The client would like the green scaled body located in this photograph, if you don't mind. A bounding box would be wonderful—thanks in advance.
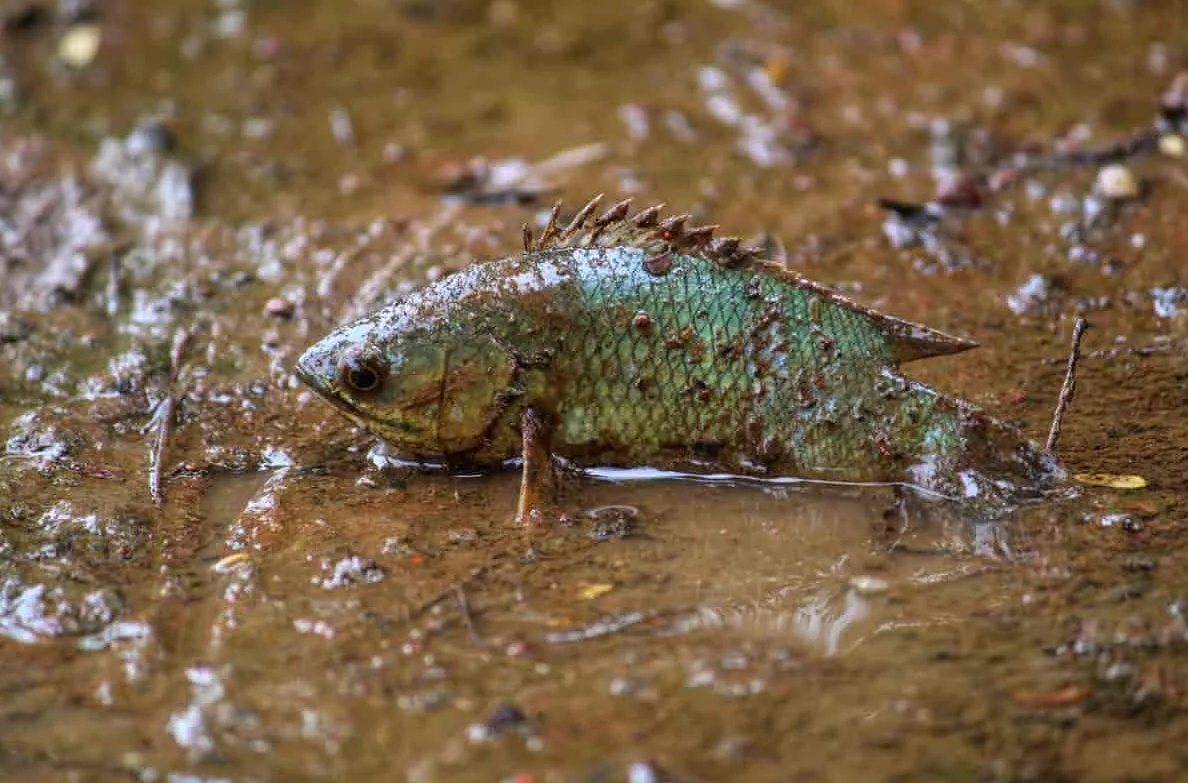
[297,198,1063,502]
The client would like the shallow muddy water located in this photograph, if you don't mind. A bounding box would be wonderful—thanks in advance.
[2,0,1188,781]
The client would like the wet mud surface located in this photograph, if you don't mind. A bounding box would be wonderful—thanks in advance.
[2,1,1187,780]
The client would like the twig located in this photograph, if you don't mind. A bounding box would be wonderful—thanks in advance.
[1046,318,1088,454]
[1040,338,1182,364]
[167,326,191,385]
[409,567,487,620]
[522,142,609,183]
[146,396,174,507]
[1003,129,1159,176]
[545,610,652,644]
[105,248,122,317]
[454,583,481,643]
[146,325,194,506]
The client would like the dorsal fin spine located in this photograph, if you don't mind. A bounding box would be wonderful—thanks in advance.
[524,198,977,364]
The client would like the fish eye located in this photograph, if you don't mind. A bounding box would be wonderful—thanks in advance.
[337,347,387,394]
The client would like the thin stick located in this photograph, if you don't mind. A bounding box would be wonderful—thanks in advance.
[105,249,122,317]
[454,583,481,643]
[409,567,486,620]
[545,610,652,644]
[147,396,174,507]
[147,326,193,506]
[167,327,192,385]
[1046,318,1088,454]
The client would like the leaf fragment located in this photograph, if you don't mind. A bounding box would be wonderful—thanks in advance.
[1073,473,1148,489]
[578,583,615,600]
[1011,686,1091,708]
[212,552,251,573]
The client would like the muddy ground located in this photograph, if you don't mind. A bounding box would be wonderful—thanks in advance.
[1,0,1187,781]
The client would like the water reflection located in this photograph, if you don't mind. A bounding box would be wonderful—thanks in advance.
[568,470,1019,655]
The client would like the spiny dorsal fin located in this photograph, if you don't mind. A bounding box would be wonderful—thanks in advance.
[526,199,977,364]
[561,194,603,240]
[528,198,742,263]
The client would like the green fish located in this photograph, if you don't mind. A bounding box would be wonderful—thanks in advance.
[297,196,1063,522]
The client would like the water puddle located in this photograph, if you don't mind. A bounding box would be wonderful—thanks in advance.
[191,466,1024,659]
[76,466,1037,777]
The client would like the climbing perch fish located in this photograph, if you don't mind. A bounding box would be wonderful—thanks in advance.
[296,195,1064,522]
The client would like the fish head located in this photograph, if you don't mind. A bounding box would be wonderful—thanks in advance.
[297,315,517,459]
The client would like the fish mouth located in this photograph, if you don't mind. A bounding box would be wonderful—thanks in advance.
[295,342,355,410]
[295,346,366,421]
[296,357,362,421]
[294,358,317,393]
[295,343,329,391]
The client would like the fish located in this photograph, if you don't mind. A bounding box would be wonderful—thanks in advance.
[296,195,1064,522]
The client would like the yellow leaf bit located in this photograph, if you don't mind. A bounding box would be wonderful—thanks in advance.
[1073,473,1148,490]
[578,583,615,600]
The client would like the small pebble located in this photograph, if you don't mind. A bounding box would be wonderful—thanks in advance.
[713,735,753,760]
[1158,134,1185,158]
[609,676,645,696]
[265,297,294,318]
[618,103,650,142]
[1151,286,1188,318]
[934,174,983,208]
[1094,164,1139,200]
[1098,513,1137,529]
[329,107,356,146]
[888,158,910,178]
[504,638,533,657]
[213,9,246,39]
[1159,71,1188,122]
[382,142,407,163]
[446,527,479,545]
[0,65,21,112]
[466,703,529,743]
[849,575,889,595]
[242,117,274,140]
[627,762,661,783]
[126,120,176,156]
[1006,273,1055,315]
[58,23,102,68]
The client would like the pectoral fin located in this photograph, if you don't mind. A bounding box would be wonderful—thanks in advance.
[515,407,554,525]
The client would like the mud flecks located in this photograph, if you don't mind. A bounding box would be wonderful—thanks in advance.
[643,251,673,276]
[319,555,385,589]
[1094,164,1140,201]
[586,504,638,541]
[466,703,533,743]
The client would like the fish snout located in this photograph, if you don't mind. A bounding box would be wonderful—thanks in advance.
[295,343,336,395]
